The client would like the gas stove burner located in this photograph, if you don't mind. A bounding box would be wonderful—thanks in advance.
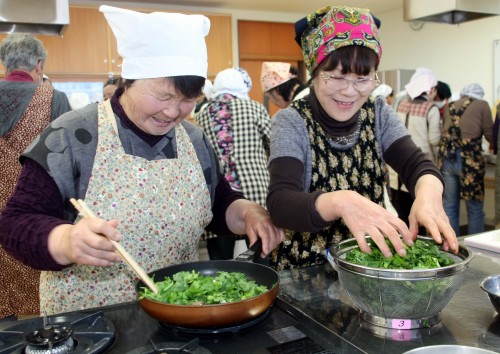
[161,307,270,337]
[0,311,115,354]
[26,324,73,346]
[127,338,212,354]
[25,324,74,354]
[25,338,74,354]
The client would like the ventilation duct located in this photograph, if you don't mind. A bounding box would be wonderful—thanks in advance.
[0,0,69,36]
[404,0,500,25]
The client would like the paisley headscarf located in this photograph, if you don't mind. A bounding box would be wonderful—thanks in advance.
[299,6,382,75]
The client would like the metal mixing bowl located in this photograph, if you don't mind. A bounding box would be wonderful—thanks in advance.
[329,236,473,329]
[480,275,500,313]
[403,345,498,354]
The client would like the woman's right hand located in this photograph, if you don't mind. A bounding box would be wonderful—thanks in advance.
[48,218,123,267]
[315,190,413,258]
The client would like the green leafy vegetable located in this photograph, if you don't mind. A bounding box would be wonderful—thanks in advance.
[339,239,460,319]
[345,239,455,269]
[139,270,268,305]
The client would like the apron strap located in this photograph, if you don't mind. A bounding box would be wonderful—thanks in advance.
[102,100,119,135]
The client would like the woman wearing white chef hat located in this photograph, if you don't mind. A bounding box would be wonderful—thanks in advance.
[0,5,284,315]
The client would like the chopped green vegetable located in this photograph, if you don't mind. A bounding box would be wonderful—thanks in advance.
[139,270,268,305]
[345,239,455,269]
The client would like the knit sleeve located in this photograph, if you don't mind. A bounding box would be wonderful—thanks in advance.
[0,158,71,270]
[373,96,409,154]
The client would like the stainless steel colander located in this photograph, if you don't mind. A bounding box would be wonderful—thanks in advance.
[328,236,473,329]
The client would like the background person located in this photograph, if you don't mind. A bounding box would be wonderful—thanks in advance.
[195,67,271,260]
[435,81,452,120]
[0,32,72,319]
[371,83,393,105]
[438,83,494,236]
[261,62,309,110]
[42,74,52,88]
[392,67,435,112]
[267,5,457,270]
[0,5,283,316]
[103,77,120,100]
[389,70,441,229]
[193,78,213,115]
[495,102,500,228]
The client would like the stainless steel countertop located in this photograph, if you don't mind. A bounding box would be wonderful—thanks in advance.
[278,239,500,354]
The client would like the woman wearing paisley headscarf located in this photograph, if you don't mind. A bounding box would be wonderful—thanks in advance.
[267,5,458,270]
[195,67,271,259]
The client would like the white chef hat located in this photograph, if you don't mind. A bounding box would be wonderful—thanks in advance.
[460,83,485,100]
[99,5,210,79]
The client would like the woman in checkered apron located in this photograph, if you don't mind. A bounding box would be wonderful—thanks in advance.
[195,67,272,259]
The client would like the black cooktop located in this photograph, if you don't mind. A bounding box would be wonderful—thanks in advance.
[0,298,364,354]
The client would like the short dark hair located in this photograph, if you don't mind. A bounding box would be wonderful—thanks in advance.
[436,81,452,101]
[272,77,300,101]
[314,46,379,78]
[269,65,301,101]
[121,76,205,99]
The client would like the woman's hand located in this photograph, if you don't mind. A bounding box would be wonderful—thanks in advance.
[410,175,459,253]
[48,218,123,267]
[226,199,284,256]
[316,190,413,258]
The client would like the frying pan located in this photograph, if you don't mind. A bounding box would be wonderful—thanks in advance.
[135,241,279,328]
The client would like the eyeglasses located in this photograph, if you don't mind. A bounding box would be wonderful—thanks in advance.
[320,72,380,93]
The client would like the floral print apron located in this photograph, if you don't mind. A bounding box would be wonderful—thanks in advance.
[437,99,484,201]
[270,98,385,270]
[40,100,212,315]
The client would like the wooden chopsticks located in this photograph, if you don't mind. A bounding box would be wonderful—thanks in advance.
[69,198,158,294]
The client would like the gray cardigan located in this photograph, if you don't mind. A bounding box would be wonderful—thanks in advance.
[270,96,409,190]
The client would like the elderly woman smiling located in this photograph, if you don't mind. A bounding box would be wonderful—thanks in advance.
[266,6,458,270]
[0,5,283,315]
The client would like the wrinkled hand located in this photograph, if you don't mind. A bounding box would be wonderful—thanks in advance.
[317,190,412,258]
[243,206,284,257]
[409,176,458,253]
[48,218,122,267]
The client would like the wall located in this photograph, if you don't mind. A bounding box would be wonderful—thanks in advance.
[72,1,500,108]
[71,0,310,76]
[378,7,500,107]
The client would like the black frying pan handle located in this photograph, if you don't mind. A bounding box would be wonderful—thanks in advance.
[234,239,262,262]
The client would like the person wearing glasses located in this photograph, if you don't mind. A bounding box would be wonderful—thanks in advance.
[0,5,284,315]
[266,5,458,270]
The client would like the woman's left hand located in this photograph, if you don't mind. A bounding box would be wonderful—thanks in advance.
[409,175,459,253]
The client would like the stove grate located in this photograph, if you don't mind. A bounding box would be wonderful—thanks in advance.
[0,311,115,354]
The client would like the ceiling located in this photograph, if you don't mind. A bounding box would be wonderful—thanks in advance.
[92,0,404,16]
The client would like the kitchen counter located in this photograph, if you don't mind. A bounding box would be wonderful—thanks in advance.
[278,239,500,353]
[2,239,499,353]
